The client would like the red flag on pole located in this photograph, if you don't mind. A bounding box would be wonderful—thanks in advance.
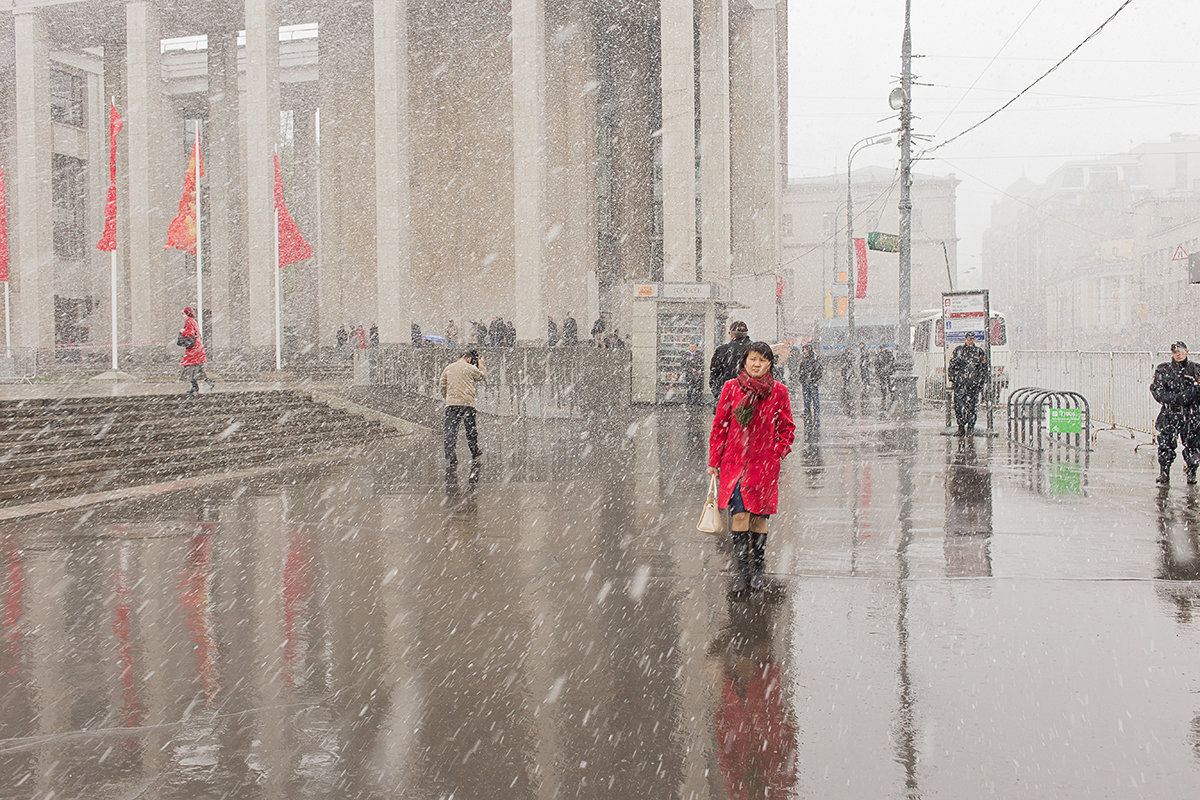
[854,237,868,299]
[96,101,123,253]
[166,141,203,253]
[274,155,312,266]
[0,168,8,282]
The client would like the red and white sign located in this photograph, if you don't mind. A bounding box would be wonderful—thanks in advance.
[1173,245,1189,261]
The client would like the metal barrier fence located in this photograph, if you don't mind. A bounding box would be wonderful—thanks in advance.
[1007,386,1091,452]
[0,347,36,383]
[1004,350,1165,435]
[362,345,633,417]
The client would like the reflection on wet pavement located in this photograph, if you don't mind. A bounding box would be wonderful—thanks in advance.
[3,406,1200,797]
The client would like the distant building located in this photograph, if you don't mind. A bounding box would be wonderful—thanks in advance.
[983,133,1200,349]
[781,166,959,344]
[1,0,786,390]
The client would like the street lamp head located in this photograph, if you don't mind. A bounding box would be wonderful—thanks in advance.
[868,135,893,147]
[888,87,908,111]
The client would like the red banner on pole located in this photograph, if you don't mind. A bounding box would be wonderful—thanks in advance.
[166,141,203,254]
[96,102,123,253]
[854,237,868,299]
[274,154,312,267]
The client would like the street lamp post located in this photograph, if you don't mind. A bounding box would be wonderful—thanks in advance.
[846,134,892,354]
[894,0,918,416]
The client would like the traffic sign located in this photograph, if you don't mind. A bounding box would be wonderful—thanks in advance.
[1173,245,1189,261]
[867,232,900,252]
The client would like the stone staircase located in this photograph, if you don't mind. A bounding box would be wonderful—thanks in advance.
[0,390,398,508]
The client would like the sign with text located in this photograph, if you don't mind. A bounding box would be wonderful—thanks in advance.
[1048,407,1083,435]
[942,290,989,344]
[867,231,900,252]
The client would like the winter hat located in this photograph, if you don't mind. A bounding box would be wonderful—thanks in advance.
[1172,341,1188,352]
[183,306,195,318]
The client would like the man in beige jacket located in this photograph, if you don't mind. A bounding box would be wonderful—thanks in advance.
[439,349,487,464]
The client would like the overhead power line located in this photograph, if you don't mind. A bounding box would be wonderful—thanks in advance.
[926,0,1134,155]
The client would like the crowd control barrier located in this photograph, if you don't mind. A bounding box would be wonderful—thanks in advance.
[1007,387,1091,453]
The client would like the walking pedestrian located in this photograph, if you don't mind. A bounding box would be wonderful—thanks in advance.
[411,322,423,347]
[1151,341,1200,485]
[355,325,368,349]
[562,312,579,346]
[547,316,559,347]
[177,306,213,395]
[369,322,379,348]
[948,332,989,435]
[858,343,871,405]
[506,319,516,347]
[336,324,348,350]
[709,320,752,402]
[446,319,460,347]
[682,342,705,405]
[839,348,854,413]
[439,349,487,466]
[874,344,895,410]
[794,343,822,438]
[708,342,796,594]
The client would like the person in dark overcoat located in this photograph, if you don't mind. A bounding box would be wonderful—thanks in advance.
[1152,341,1200,485]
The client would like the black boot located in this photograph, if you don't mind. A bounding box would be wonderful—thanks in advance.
[1158,465,1171,485]
[749,532,768,591]
[730,531,751,594]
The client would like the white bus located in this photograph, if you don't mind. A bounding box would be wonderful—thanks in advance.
[911,308,1010,403]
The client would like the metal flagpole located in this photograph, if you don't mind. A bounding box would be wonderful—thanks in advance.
[194,123,204,338]
[4,281,9,349]
[110,97,119,370]
[274,204,281,371]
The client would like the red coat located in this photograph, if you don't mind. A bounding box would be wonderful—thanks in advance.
[709,380,795,515]
[179,317,207,366]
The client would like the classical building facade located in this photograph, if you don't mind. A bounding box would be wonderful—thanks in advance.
[983,134,1200,350]
[781,166,959,343]
[0,0,786,373]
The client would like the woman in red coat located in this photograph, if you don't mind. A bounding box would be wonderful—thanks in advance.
[178,306,214,395]
[708,342,796,593]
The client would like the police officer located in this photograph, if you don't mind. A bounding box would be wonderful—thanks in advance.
[709,320,752,402]
[948,332,989,436]
[1151,341,1200,485]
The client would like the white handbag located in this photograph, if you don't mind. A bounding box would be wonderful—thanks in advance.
[697,473,725,535]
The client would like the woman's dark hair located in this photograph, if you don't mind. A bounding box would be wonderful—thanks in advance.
[740,341,776,370]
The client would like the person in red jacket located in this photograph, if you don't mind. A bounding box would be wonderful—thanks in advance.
[708,341,796,593]
[177,306,213,395]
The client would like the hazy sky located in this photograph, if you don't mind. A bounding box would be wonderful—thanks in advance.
[786,0,1198,283]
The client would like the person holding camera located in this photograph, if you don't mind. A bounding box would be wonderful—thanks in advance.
[177,306,213,395]
[439,349,487,465]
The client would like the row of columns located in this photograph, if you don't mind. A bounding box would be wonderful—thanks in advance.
[6,0,778,351]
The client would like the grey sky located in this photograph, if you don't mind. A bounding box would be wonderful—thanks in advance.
[787,0,1198,283]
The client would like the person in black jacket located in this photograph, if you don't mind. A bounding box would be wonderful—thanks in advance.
[709,320,751,402]
[562,312,579,345]
[874,345,895,411]
[793,343,823,437]
[1151,341,1200,485]
[948,333,989,435]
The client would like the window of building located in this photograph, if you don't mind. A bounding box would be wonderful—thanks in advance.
[1089,167,1118,188]
[52,154,87,259]
[50,70,85,127]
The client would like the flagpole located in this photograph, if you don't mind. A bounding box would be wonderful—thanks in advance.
[3,281,9,350]
[194,123,204,339]
[274,204,281,371]
[109,98,118,370]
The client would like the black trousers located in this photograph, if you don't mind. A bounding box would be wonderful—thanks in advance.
[444,405,481,462]
[1158,413,1200,469]
[953,388,981,431]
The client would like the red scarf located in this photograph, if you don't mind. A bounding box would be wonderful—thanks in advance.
[733,370,773,427]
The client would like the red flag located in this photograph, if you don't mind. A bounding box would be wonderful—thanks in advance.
[854,237,868,299]
[96,102,123,252]
[274,154,312,266]
[166,140,203,254]
[0,168,8,283]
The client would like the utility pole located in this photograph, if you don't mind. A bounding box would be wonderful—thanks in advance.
[894,0,918,415]
[846,135,891,356]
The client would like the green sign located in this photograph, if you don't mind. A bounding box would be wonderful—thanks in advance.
[867,231,900,252]
[1048,407,1083,434]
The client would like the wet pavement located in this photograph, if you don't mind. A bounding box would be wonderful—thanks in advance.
[2,399,1200,799]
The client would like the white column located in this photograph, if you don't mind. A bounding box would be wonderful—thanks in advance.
[12,9,53,350]
[698,0,731,288]
[126,1,168,347]
[374,0,410,345]
[244,0,281,349]
[660,0,696,284]
[512,0,546,342]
